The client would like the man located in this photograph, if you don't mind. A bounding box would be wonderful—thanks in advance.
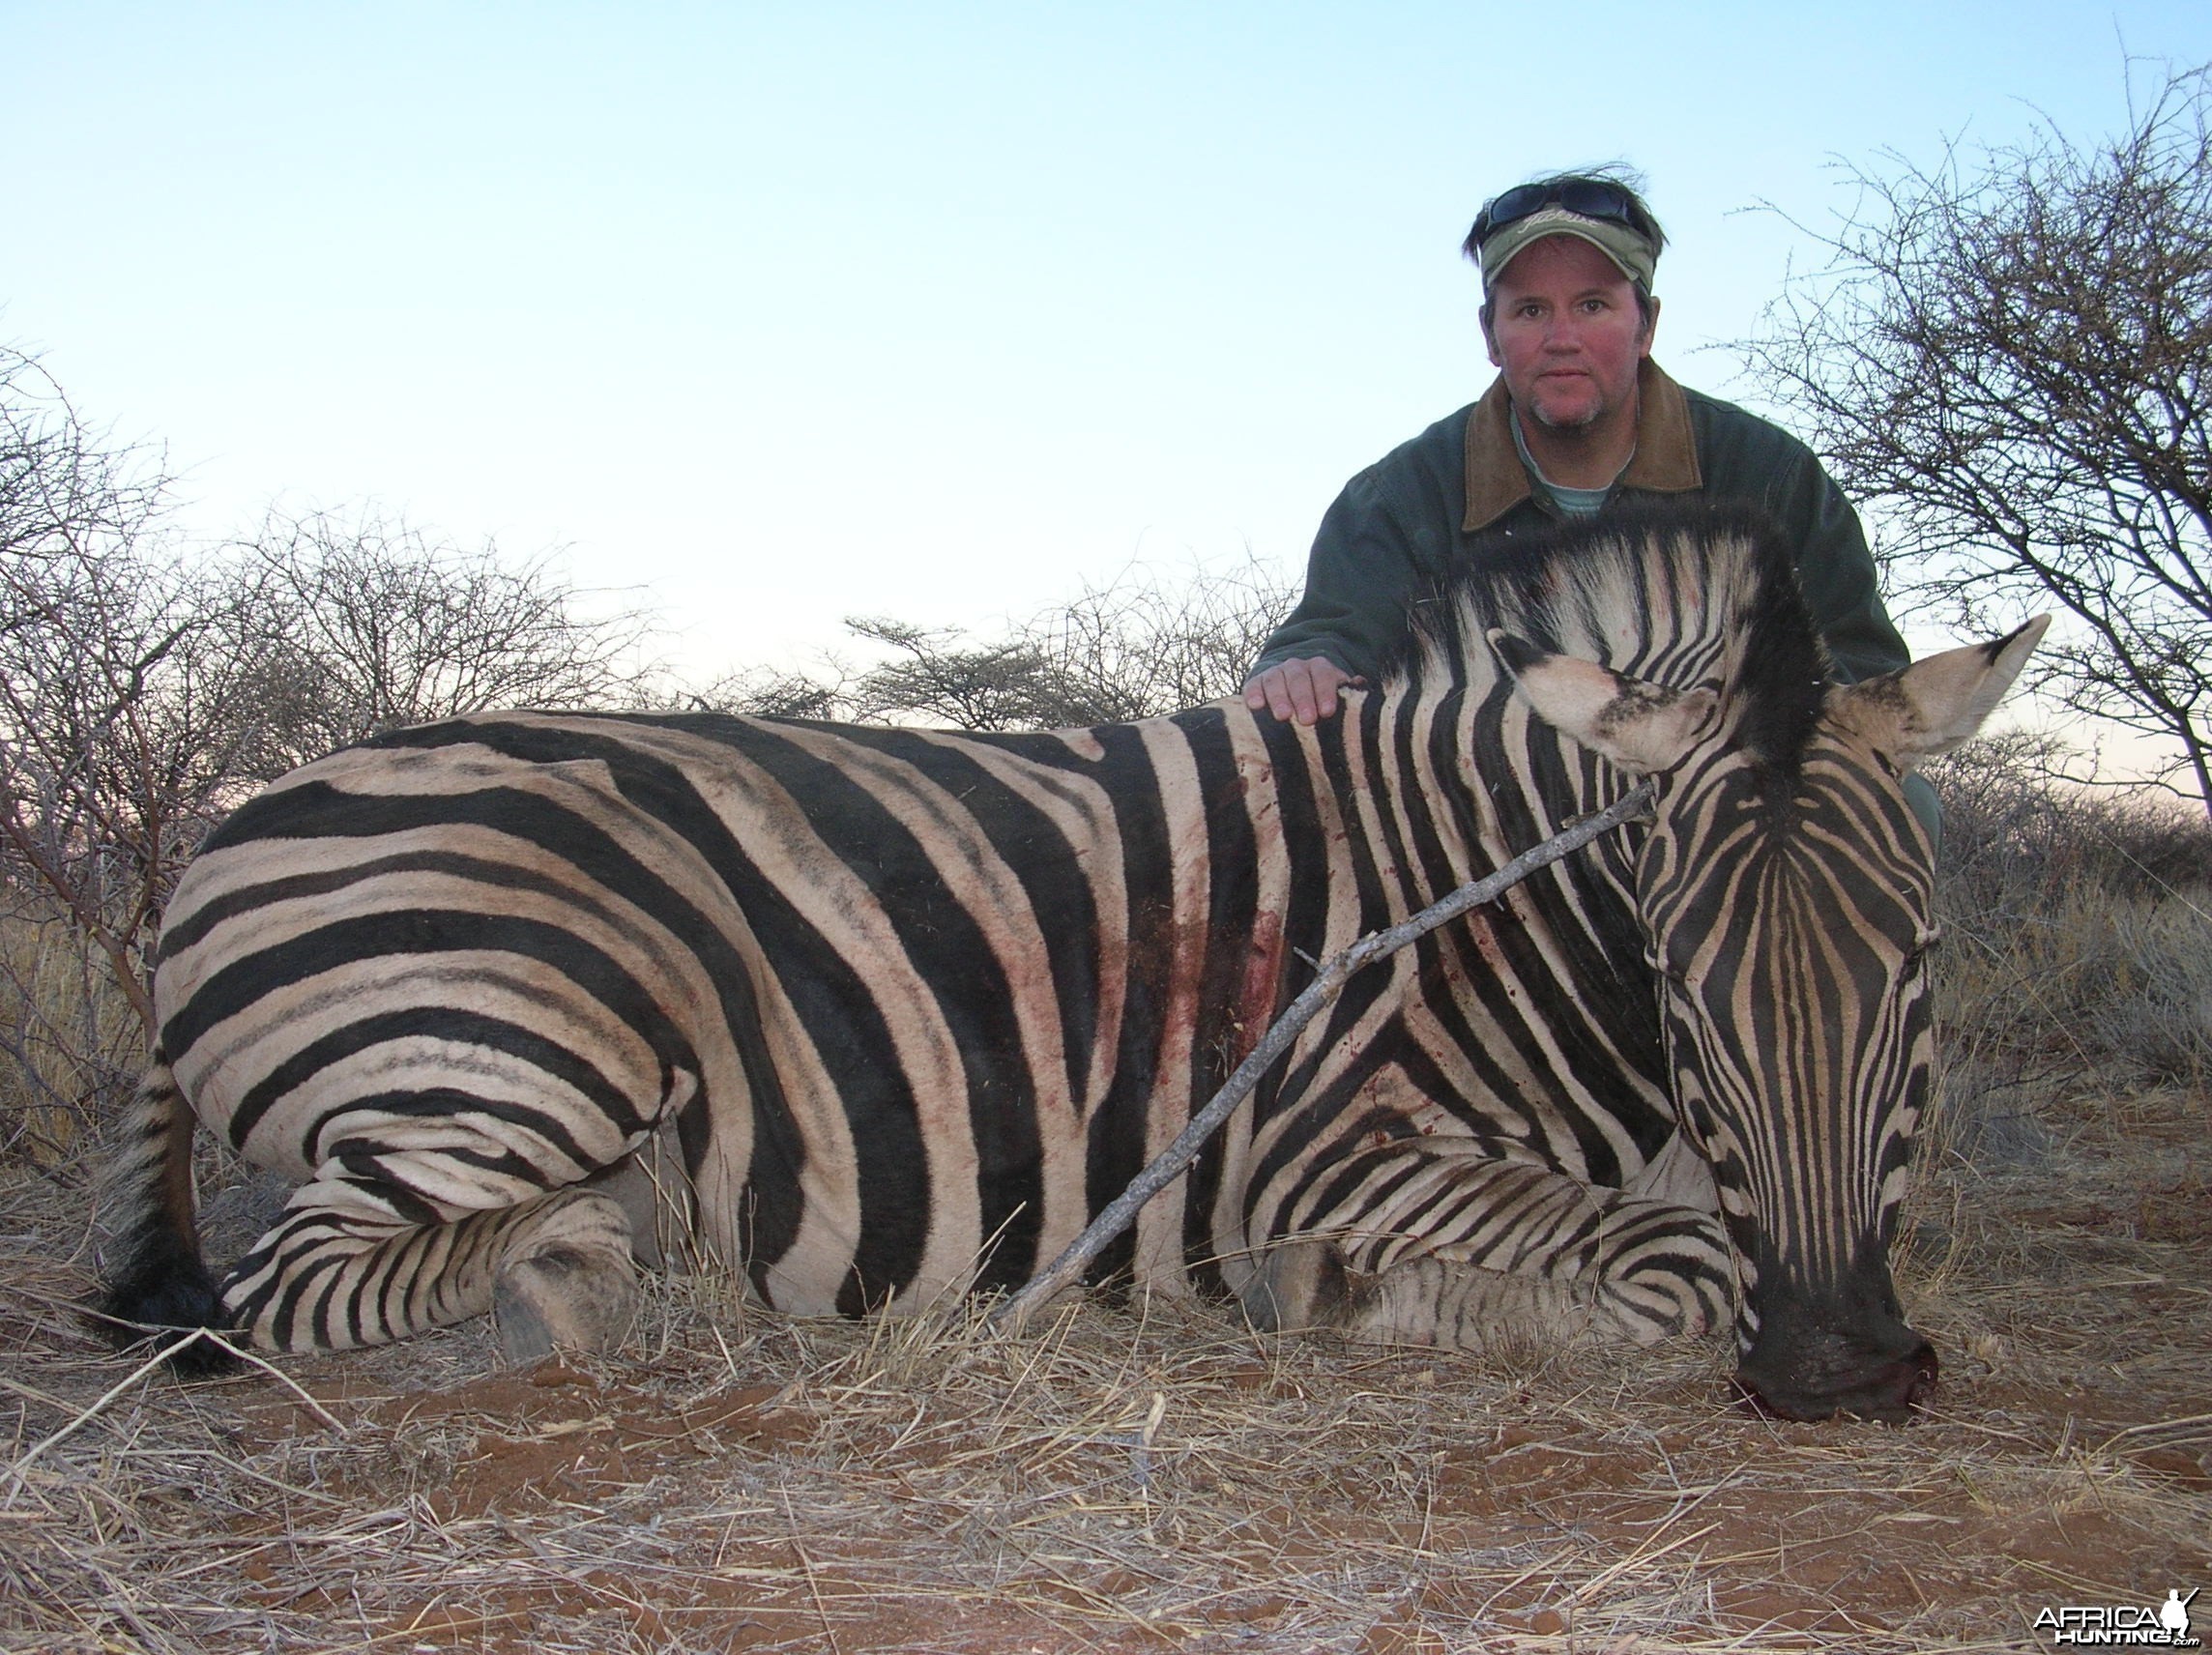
[1243,172,1932,826]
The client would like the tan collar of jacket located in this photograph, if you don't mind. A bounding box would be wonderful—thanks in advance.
[1463,358,1702,533]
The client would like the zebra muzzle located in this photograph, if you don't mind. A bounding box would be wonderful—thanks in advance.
[1733,1322,1939,1424]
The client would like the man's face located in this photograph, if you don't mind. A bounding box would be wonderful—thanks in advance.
[1483,234,1657,434]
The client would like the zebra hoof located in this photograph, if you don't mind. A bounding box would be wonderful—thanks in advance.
[1241,1238,1362,1332]
[493,1244,639,1363]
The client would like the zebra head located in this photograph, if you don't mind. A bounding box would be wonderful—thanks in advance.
[1490,613,2048,1421]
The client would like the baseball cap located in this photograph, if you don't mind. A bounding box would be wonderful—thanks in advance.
[1470,179,1662,292]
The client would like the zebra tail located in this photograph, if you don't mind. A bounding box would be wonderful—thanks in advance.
[90,1057,237,1377]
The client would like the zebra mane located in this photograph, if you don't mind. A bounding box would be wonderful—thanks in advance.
[1390,501,1834,772]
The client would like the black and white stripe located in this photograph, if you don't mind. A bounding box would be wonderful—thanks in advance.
[99,504,2040,1416]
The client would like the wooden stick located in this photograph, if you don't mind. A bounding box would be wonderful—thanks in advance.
[989,778,1655,1332]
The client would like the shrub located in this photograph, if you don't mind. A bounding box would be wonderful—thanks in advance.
[1924,734,2212,1159]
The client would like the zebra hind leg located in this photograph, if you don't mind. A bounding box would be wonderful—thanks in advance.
[219,1178,641,1360]
[489,1190,642,1362]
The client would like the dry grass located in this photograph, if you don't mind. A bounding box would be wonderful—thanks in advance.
[3,767,2209,1653]
[6,1086,2206,1649]
[0,905,140,1170]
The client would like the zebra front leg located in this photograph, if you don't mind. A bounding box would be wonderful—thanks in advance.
[1245,1239,1644,1349]
[221,1176,639,1360]
[1241,1155,1733,1350]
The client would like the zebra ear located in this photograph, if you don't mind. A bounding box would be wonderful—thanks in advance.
[1488,629,1721,776]
[1830,615,2051,767]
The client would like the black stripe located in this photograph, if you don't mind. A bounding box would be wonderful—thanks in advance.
[1249,1028,1400,1215]
[167,915,677,1147]
[835,727,1104,1106]
[160,848,640,964]
[719,721,1044,1296]
[1083,722,1179,1287]
[1182,707,1261,1284]
[1297,1119,1424,1228]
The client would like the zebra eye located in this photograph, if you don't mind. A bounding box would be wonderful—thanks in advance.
[1901,927,1942,973]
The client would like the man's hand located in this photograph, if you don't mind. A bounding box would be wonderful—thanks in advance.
[1242,656,1364,725]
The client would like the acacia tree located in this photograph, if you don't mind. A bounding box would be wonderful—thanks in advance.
[1013,556,1300,723]
[709,557,1299,729]
[1737,65,2212,816]
[236,508,655,776]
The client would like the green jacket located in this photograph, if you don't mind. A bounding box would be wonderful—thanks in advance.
[1255,361,1912,688]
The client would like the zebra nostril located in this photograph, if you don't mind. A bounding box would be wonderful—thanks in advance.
[1851,1344,1940,1422]
[1901,1340,1940,1408]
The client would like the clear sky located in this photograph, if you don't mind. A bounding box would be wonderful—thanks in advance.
[4,2,2205,681]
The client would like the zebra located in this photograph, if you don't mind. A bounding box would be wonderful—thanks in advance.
[98,504,2043,1421]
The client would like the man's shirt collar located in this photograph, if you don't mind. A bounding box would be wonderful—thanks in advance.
[1463,358,1703,533]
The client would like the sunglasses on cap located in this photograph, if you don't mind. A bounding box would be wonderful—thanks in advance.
[1470,179,1659,250]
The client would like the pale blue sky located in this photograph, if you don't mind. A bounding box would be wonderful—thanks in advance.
[5,3,2205,678]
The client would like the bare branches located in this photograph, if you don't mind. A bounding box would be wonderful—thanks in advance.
[0,350,214,1139]
[0,357,660,1146]
[0,349,169,570]
[705,556,1300,729]
[233,508,655,774]
[1736,63,2212,815]
[1014,556,1299,724]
